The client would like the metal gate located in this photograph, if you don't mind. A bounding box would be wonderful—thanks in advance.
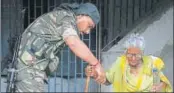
[22,0,101,92]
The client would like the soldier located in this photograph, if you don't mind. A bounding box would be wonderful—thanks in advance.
[12,3,105,92]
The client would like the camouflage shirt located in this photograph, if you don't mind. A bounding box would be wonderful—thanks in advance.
[17,8,79,77]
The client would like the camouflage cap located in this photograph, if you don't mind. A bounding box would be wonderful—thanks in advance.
[75,3,100,25]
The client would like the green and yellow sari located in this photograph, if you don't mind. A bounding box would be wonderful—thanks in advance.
[105,55,172,92]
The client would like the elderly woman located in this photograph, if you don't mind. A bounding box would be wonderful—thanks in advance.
[85,33,172,92]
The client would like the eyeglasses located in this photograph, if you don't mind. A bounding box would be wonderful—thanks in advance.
[126,53,142,58]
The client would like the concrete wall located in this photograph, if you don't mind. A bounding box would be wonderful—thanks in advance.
[101,5,173,92]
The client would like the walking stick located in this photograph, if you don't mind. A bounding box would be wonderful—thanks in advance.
[84,76,90,92]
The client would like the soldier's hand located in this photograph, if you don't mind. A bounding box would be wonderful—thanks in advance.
[94,63,106,84]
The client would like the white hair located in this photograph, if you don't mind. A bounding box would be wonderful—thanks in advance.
[124,33,145,51]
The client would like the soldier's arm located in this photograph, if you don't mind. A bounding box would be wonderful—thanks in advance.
[64,36,99,65]
[59,13,99,65]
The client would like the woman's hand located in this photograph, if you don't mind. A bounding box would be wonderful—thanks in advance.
[150,82,166,92]
[85,65,98,78]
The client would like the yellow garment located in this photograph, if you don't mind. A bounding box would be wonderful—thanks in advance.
[105,55,173,92]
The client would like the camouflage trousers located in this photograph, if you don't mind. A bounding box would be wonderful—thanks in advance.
[15,60,48,92]
[15,77,45,92]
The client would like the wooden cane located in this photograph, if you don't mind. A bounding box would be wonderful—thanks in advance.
[84,76,90,92]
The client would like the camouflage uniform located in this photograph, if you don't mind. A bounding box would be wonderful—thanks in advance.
[15,8,79,92]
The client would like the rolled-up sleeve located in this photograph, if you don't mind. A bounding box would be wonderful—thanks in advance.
[59,16,79,40]
[62,24,78,39]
